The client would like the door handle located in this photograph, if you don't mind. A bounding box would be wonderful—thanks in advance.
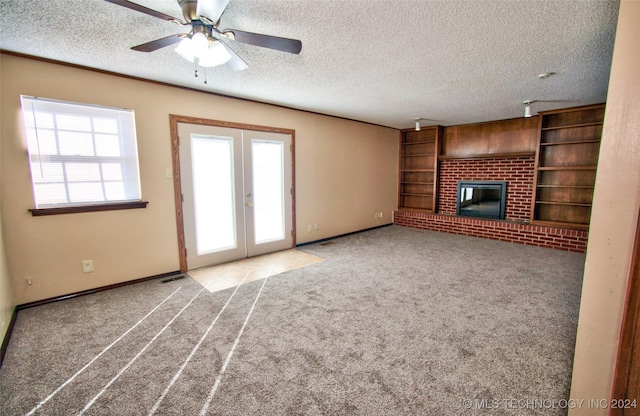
[246,202,253,207]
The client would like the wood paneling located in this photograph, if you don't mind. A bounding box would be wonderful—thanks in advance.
[438,151,534,160]
[442,117,539,157]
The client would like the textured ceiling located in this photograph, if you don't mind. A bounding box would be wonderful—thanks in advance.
[0,0,620,128]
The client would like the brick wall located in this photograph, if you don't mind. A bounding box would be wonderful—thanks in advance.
[439,156,535,221]
[394,155,589,252]
[393,211,588,252]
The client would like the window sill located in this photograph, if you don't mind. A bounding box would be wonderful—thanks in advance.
[29,201,148,216]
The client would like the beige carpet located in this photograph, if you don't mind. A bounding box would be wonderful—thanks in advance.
[0,226,585,415]
[188,248,325,293]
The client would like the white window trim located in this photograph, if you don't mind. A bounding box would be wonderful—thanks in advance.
[20,96,146,215]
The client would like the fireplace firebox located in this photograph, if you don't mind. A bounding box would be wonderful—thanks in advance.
[456,181,507,220]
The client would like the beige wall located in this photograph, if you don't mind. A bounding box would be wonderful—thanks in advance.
[569,0,640,413]
[0,207,15,345]
[0,228,14,347]
[0,54,398,304]
[0,91,16,344]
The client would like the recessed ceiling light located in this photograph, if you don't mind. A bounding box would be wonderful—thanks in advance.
[538,72,555,79]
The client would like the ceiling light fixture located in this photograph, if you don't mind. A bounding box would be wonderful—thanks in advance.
[175,33,231,68]
[523,100,536,118]
[415,118,422,131]
[538,72,555,79]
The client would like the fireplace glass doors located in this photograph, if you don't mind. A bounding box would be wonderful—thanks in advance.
[456,181,507,220]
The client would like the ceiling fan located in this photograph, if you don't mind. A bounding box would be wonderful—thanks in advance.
[105,0,302,71]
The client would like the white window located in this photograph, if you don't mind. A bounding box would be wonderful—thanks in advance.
[20,96,142,210]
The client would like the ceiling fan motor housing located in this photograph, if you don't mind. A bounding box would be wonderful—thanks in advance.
[178,0,198,22]
[191,21,212,39]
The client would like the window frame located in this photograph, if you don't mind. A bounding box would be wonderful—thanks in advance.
[20,96,147,216]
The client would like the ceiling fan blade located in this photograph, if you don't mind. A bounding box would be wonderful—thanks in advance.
[218,39,249,71]
[196,0,230,23]
[223,29,302,54]
[104,0,181,22]
[132,34,185,52]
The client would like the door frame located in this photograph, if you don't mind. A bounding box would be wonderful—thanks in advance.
[612,206,640,414]
[169,114,296,273]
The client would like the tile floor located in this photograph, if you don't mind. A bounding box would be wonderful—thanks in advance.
[187,249,325,293]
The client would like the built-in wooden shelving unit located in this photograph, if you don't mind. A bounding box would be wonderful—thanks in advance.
[531,104,605,229]
[398,126,442,212]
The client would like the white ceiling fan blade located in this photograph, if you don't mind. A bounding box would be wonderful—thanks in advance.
[196,0,230,23]
[218,39,249,71]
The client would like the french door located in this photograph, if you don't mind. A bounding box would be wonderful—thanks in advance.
[178,122,293,269]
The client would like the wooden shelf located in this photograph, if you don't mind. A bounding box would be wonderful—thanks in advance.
[402,140,436,145]
[398,207,435,213]
[536,201,592,207]
[540,139,601,146]
[531,104,604,228]
[438,151,535,161]
[398,126,442,213]
[537,166,597,171]
[541,121,603,131]
[400,192,434,197]
[537,184,595,189]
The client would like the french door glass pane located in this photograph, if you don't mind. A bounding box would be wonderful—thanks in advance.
[252,140,285,244]
[191,135,236,254]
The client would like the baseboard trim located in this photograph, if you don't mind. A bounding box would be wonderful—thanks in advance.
[0,306,18,368]
[296,223,393,247]
[16,270,182,311]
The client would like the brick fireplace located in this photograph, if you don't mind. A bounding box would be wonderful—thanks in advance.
[440,156,534,221]
[393,118,590,253]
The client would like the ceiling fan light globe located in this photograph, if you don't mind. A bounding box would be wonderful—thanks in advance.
[198,41,231,67]
[191,32,209,51]
[175,38,196,62]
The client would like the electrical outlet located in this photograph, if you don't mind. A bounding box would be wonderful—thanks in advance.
[308,224,313,233]
[82,260,94,273]
[374,212,379,219]
[315,224,319,231]
[379,211,383,218]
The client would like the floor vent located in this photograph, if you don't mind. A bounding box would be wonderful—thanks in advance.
[161,275,185,283]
